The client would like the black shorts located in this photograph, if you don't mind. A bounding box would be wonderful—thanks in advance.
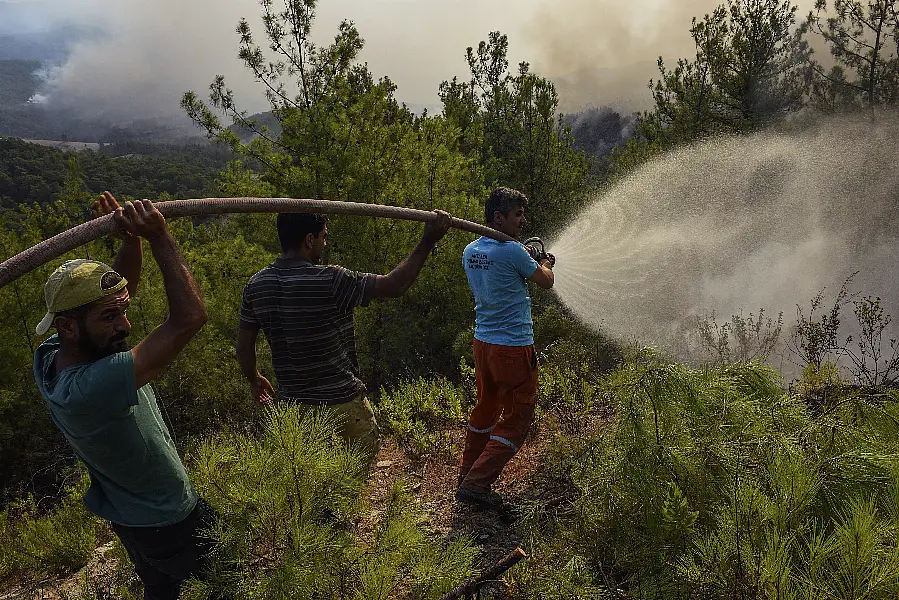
[110,497,217,600]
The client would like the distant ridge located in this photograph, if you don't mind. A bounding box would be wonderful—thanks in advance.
[19,139,102,152]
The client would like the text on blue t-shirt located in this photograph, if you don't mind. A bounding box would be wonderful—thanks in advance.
[462,237,539,346]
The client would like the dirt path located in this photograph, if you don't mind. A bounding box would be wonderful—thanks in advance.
[359,427,554,594]
[0,540,132,600]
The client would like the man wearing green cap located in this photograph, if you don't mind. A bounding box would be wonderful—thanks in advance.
[32,192,210,600]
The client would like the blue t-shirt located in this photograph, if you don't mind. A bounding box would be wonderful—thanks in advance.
[33,335,197,527]
[463,237,539,346]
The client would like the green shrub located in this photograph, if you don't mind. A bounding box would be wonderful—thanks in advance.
[517,350,899,599]
[0,471,101,579]
[532,302,622,374]
[792,361,844,409]
[375,378,471,457]
[348,481,476,600]
[536,363,603,435]
[184,404,474,599]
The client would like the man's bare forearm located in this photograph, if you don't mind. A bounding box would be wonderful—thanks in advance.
[377,240,434,298]
[236,325,262,381]
[236,346,258,381]
[112,237,142,297]
[148,232,207,329]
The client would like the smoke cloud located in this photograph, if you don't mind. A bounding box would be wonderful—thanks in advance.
[564,107,637,158]
[549,113,899,374]
[526,0,818,112]
[3,0,833,128]
[4,0,543,124]
[12,0,266,124]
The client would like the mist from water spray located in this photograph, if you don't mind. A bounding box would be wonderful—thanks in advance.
[547,115,899,363]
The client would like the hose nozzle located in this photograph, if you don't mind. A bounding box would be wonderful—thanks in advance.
[523,237,555,267]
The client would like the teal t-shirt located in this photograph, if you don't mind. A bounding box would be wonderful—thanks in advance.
[33,335,197,527]
[462,237,539,346]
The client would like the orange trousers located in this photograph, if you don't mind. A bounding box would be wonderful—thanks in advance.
[459,339,538,493]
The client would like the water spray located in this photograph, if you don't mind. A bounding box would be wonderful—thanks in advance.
[548,115,899,363]
[0,197,515,289]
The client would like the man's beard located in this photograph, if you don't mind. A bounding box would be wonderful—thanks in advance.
[314,246,330,265]
[76,331,130,359]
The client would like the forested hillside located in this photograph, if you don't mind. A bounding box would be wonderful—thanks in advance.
[1,0,898,598]
[0,138,230,212]
[0,60,40,106]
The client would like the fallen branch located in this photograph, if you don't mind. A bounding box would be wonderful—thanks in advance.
[440,546,527,600]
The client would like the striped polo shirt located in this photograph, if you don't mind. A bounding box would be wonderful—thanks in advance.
[240,257,376,404]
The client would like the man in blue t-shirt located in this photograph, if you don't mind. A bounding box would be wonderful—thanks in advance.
[32,192,210,600]
[458,187,555,510]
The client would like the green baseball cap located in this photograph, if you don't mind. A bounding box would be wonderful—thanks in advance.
[36,259,129,336]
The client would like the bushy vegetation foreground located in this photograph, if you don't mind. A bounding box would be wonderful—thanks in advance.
[5,350,899,599]
[517,356,899,599]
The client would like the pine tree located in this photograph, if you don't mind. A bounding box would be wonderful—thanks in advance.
[807,0,899,109]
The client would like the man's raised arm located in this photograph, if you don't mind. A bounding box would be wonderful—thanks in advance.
[529,258,555,289]
[118,200,208,389]
[371,210,452,299]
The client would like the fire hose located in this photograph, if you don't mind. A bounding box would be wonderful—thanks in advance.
[0,197,520,289]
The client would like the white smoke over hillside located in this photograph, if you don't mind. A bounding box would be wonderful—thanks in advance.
[10,0,265,124]
[3,0,539,124]
[3,0,828,125]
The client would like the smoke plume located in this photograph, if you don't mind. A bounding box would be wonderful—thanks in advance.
[4,0,832,132]
[3,0,542,125]
[564,107,636,158]
[527,0,818,112]
[14,0,266,125]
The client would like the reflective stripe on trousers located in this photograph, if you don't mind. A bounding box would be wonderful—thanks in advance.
[489,435,519,452]
[468,423,497,434]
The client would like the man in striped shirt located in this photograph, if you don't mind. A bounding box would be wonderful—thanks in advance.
[236,211,451,457]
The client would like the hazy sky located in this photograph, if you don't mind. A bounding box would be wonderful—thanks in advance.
[1,0,818,119]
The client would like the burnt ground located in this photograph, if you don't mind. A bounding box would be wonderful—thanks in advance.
[0,423,569,600]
